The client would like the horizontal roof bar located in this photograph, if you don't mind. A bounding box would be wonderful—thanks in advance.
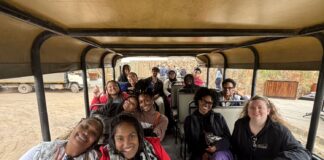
[114,49,213,54]
[299,23,324,35]
[120,53,197,57]
[68,28,295,37]
[102,43,234,49]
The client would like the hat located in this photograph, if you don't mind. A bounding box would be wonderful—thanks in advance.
[194,67,201,72]
[168,70,176,74]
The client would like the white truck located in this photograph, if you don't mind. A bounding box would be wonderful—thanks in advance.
[0,72,85,93]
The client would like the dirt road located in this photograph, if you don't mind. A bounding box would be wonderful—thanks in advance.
[0,90,86,160]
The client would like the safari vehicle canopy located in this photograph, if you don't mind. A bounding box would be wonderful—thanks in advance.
[0,0,324,157]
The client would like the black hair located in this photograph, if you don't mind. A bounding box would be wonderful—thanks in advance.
[138,89,154,98]
[109,113,145,156]
[193,87,218,108]
[194,67,201,73]
[152,66,160,72]
[168,70,176,75]
[137,90,159,112]
[122,64,130,73]
[168,70,177,82]
[133,78,156,98]
[87,117,104,137]
[120,95,139,112]
[183,74,194,85]
[79,116,105,149]
[222,78,236,88]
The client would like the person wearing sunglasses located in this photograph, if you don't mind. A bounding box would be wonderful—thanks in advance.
[184,87,233,160]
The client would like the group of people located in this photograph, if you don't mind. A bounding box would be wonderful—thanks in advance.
[90,85,168,142]
[184,87,311,160]
[113,65,207,131]
[20,64,312,160]
[157,65,187,80]
[21,114,171,160]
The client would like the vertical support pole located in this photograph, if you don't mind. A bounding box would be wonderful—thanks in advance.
[306,34,324,152]
[31,31,54,141]
[204,55,211,87]
[247,46,260,97]
[219,52,228,80]
[112,55,119,81]
[81,46,94,117]
[100,52,110,91]
[112,67,116,80]
[119,65,122,78]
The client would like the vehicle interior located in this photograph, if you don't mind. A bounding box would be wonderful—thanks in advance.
[0,0,324,159]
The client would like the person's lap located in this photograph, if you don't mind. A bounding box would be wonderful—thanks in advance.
[190,150,233,160]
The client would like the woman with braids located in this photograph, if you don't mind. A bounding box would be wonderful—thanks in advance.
[20,117,104,160]
[100,113,170,160]
[134,91,168,141]
[231,95,311,160]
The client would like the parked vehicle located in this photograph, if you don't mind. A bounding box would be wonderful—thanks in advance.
[0,72,84,93]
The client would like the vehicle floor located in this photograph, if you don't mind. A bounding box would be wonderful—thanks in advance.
[161,133,183,160]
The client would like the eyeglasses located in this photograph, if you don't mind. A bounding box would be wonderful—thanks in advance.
[201,99,213,106]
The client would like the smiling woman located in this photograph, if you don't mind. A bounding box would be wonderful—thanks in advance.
[19,117,104,160]
[231,95,311,159]
[184,87,233,160]
[134,91,169,141]
[100,113,170,160]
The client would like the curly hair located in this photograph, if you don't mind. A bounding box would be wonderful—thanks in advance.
[183,74,194,86]
[222,78,236,88]
[193,87,218,108]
